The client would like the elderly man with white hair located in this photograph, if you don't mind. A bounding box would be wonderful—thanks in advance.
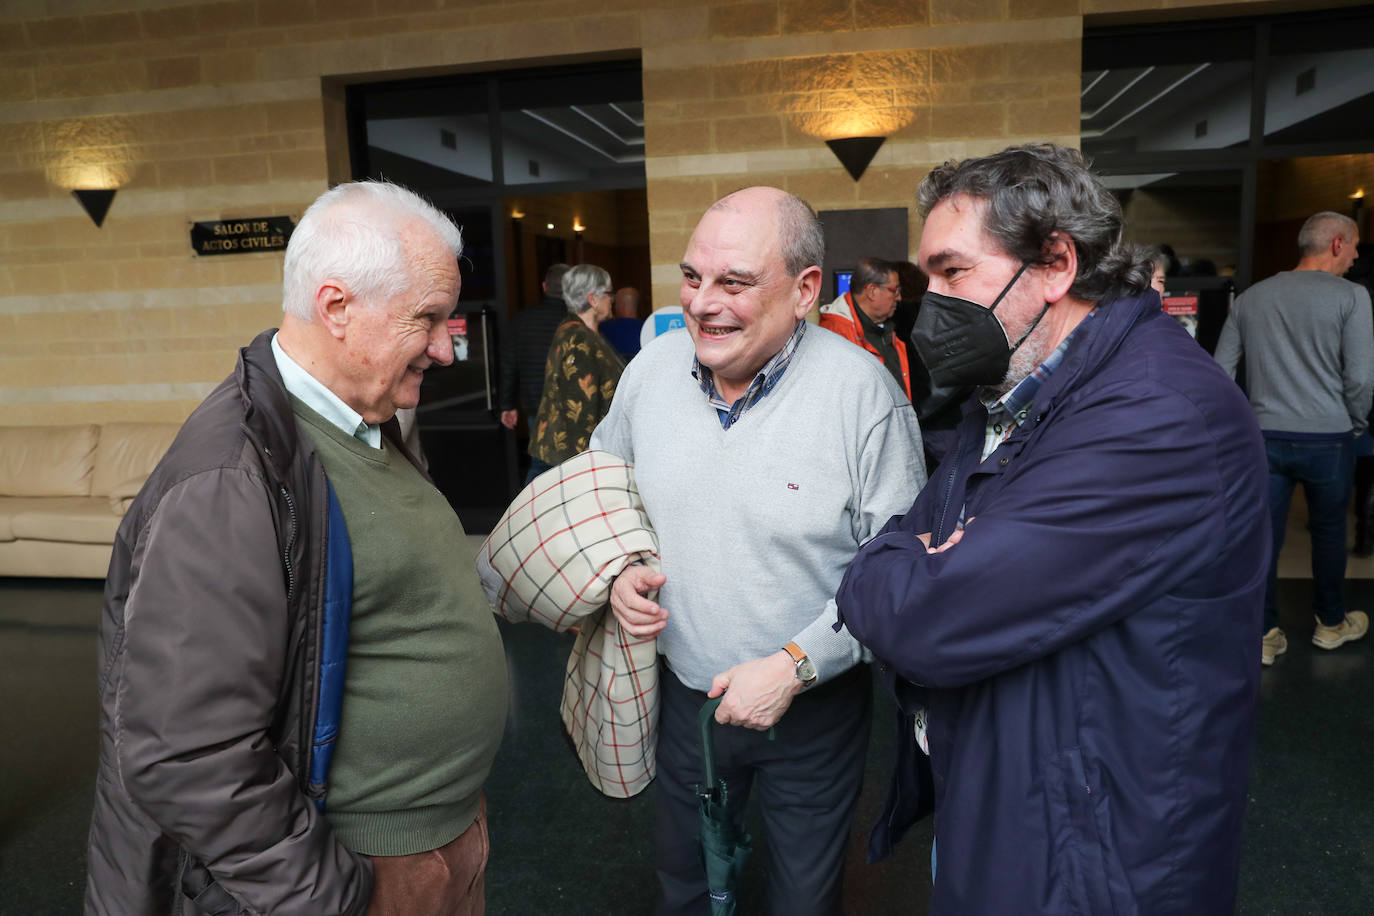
[84,181,508,916]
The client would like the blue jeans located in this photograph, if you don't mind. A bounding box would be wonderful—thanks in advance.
[524,457,552,486]
[1264,435,1355,631]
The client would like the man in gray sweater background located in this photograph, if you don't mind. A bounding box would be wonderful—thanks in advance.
[1215,210,1373,665]
[592,187,924,915]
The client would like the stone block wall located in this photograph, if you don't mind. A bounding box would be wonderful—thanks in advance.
[0,0,1274,425]
[640,1,1085,300]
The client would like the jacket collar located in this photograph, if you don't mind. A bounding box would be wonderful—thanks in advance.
[1043,288,1157,404]
[939,288,1159,542]
[237,327,427,482]
[958,287,1159,428]
[237,328,302,483]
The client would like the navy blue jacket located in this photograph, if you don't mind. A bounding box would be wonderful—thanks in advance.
[837,291,1268,914]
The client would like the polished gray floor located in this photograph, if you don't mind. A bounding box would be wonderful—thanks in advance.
[1,575,1370,915]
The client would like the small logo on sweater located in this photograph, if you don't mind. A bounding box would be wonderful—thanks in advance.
[787,482,799,490]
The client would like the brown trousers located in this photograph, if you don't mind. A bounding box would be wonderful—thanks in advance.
[366,796,489,916]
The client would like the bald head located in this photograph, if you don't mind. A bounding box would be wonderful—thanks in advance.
[709,187,824,277]
[613,287,641,319]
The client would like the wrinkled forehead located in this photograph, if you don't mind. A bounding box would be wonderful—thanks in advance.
[686,202,783,267]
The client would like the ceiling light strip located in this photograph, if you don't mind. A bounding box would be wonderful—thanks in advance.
[1081,70,1109,98]
[570,104,645,147]
[608,102,645,128]
[1091,63,1211,137]
[1083,66,1156,120]
[519,109,643,164]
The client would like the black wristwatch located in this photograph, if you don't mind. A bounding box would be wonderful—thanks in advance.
[784,642,817,688]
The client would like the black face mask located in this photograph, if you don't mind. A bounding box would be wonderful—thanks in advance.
[909,262,1049,388]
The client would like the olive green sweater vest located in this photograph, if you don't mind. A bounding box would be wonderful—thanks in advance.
[293,399,509,856]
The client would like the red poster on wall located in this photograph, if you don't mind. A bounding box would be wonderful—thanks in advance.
[447,316,470,361]
[1162,292,1199,339]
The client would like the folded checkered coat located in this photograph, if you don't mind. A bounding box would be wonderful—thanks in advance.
[477,450,660,798]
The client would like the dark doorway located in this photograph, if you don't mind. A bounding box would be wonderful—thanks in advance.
[346,60,647,530]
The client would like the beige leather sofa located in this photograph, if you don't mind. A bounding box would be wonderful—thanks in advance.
[0,423,180,578]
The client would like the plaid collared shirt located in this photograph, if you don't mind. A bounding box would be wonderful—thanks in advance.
[979,309,1097,461]
[692,320,806,429]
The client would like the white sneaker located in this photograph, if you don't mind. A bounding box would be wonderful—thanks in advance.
[1312,611,1369,650]
[1261,627,1287,666]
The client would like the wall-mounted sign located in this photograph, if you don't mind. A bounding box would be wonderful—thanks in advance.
[447,316,470,361]
[1162,291,1200,338]
[190,217,294,256]
[640,306,685,349]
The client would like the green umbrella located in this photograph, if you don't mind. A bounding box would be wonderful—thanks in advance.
[696,696,770,916]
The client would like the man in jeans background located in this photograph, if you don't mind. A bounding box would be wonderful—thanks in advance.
[1215,210,1374,664]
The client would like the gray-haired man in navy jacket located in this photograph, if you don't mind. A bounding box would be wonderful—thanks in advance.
[838,144,1269,915]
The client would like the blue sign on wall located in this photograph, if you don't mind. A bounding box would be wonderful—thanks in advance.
[641,306,687,349]
[834,270,853,297]
[654,311,685,334]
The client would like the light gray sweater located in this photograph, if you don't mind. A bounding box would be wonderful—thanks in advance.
[590,325,926,690]
[1214,270,1374,434]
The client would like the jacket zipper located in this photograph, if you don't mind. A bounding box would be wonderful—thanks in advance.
[279,485,297,603]
[933,460,959,545]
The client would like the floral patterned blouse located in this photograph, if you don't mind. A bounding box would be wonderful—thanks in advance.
[531,319,626,465]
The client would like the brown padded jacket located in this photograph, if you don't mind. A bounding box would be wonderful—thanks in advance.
[84,330,382,915]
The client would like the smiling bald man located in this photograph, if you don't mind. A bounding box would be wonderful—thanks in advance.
[590,186,925,915]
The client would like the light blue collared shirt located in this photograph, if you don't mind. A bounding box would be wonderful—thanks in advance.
[271,333,381,448]
[691,320,807,430]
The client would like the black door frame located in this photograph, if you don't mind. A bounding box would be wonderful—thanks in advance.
[344,58,646,320]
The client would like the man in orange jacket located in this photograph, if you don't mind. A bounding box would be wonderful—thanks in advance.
[819,257,911,398]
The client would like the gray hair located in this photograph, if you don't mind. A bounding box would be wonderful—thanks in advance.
[282,180,463,320]
[917,143,1150,302]
[777,192,825,276]
[1143,246,1167,274]
[1298,211,1357,257]
[853,257,893,293]
[561,264,611,314]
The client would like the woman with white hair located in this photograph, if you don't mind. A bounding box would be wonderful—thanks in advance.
[528,263,626,479]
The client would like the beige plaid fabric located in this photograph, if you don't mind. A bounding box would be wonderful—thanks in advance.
[477,450,661,798]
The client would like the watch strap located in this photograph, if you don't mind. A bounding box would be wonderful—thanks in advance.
[784,641,816,686]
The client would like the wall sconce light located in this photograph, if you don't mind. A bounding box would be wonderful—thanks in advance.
[73,189,117,227]
[1351,188,1365,221]
[826,137,886,182]
[546,222,555,230]
[511,208,525,220]
[572,219,585,233]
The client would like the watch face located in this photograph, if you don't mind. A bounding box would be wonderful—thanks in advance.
[797,656,817,684]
